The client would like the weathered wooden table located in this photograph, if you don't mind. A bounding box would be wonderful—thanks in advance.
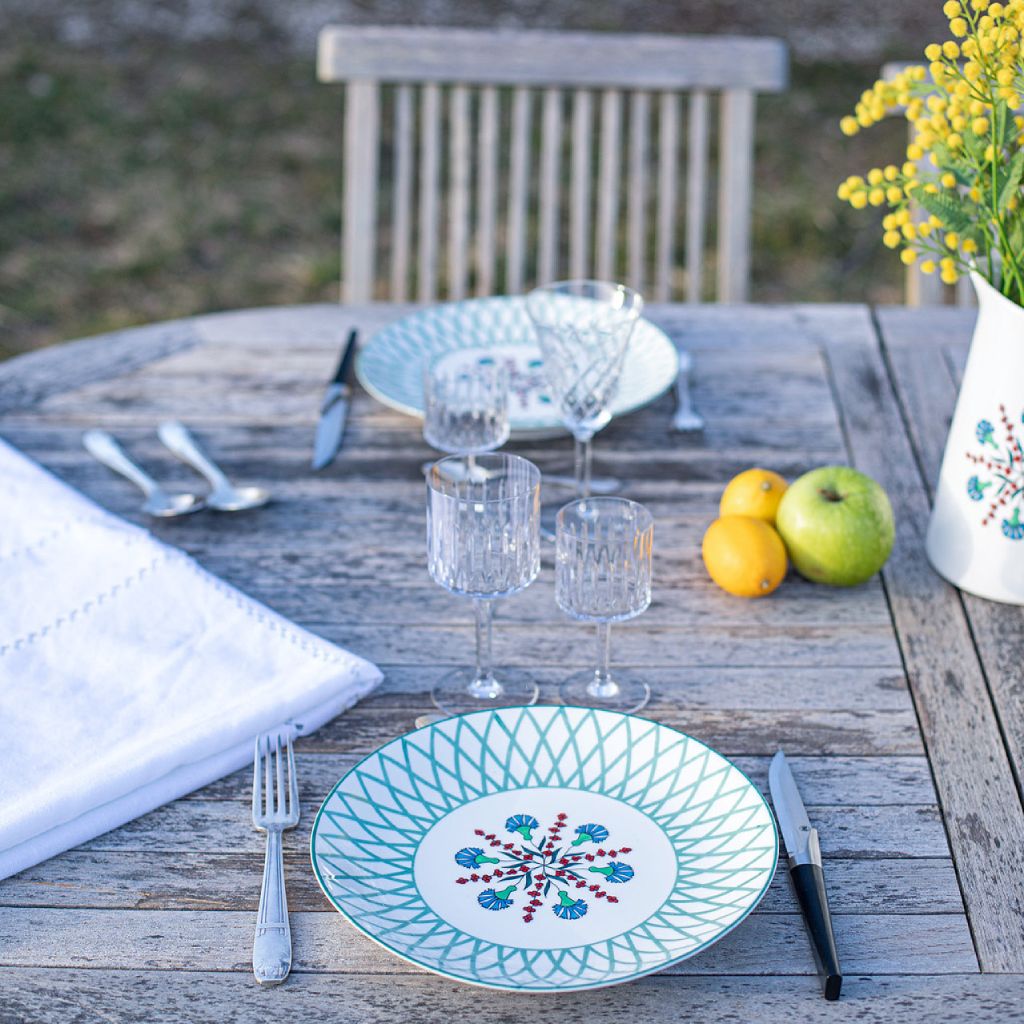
[1,303,1022,1022]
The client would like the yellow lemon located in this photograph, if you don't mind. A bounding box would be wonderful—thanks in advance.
[702,516,788,598]
[719,468,789,524]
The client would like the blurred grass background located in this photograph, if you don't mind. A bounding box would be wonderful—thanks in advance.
[0,1,938,360]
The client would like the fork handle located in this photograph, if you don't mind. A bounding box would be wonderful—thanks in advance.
[253,830,291,985]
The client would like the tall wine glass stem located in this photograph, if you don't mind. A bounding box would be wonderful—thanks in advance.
[590,621,619,699]
[470,598,502,699]
[573,433,593,499]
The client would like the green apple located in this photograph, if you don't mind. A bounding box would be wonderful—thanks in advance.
[775,466,895,587]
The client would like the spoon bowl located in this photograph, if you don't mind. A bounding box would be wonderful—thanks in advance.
[206,484,271,512]
[157,421,272,513]
[143,491,207,518]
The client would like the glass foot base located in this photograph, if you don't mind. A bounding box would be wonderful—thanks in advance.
[431,667,539,716]
[559,669,651,714]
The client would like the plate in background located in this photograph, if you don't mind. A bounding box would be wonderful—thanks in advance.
[355,296,680,439]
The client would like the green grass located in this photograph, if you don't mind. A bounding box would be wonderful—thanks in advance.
[0,41,906,361]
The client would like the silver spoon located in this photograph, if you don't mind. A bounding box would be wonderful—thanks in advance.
[158,421,271,512]
[672,350,705,432]
[83,430,205,518]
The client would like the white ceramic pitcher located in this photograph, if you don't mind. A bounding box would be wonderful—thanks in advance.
[926,271,1024,604]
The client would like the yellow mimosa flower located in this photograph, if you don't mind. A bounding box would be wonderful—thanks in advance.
[946,232,961,247]
[901,248,919,265]
[942,172,959,188]
[921,259,938,274]
[884,230,902,248]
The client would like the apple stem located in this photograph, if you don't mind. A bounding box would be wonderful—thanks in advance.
[819,488,844,503]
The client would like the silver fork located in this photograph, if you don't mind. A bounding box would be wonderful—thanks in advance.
[672,350,705,432]
[252,732,299,985]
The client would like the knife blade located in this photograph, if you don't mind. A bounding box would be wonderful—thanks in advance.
[768,750,842,1001]
[312,329,358,470]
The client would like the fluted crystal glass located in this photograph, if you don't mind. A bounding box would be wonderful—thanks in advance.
[423,359,510,455]
[555,497,654,713]
[525,281,642,499]
[426,453,541,714]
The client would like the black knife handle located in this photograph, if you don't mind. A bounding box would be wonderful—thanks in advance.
[790,862,842,1000]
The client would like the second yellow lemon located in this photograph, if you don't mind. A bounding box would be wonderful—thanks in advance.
[719,468,789,524]
[702,516,788,598]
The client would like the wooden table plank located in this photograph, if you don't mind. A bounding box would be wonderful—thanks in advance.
[2,969,1021,1024]
[0,908,977,975]
[878,307,1024,800]
[825,306,1024,972]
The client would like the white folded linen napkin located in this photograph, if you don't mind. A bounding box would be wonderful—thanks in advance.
[0,436,382,881]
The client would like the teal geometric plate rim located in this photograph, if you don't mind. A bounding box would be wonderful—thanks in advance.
[309,706,778,991]
[354,296,680,440]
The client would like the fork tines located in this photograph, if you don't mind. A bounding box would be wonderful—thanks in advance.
[252,732,299,827]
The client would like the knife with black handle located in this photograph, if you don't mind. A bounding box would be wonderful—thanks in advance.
[312,329,358,471]
[769,749,842,1000]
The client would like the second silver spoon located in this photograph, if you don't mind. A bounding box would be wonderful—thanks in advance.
[158,421,271,512]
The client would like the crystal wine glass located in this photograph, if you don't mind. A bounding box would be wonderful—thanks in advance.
[525,281,642,498]
[423,359,510,457]
[555,496,654,713]
[426,452,541,714]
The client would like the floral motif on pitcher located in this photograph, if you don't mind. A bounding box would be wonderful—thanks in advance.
[965,404,1024,540]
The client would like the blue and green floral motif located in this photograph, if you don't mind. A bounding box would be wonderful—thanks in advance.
[505,814,539,841]
[589,861,635,883]
[976,419,999,449]
[1002,508,1024,540]
[965,404,1024,539]
[571,823,610,847]
[456,847,500,869]
[478,885,517,911]
[455,813,634,923]
[966,475,990,501]
[553,891,588,920]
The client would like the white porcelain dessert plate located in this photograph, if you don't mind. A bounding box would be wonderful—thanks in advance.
[355,296,680,439]
[310,706,777,991]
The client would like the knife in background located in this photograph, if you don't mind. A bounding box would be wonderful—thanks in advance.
[312,329,358,471]
[769,750,843,1001]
